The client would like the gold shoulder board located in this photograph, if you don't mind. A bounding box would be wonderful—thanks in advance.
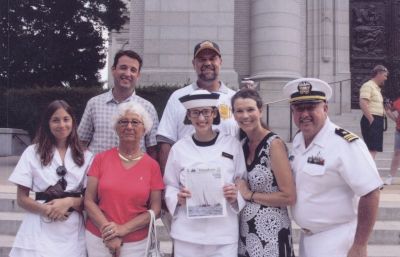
[335,128,359,142]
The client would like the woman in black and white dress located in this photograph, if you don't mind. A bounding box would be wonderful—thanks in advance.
[232,89,296,257]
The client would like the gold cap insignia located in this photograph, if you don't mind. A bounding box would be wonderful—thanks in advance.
[297,81,312,95]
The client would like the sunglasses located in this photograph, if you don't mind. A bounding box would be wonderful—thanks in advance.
[56,165,67,190]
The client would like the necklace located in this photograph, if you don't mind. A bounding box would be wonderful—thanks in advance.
[118,150,143,162]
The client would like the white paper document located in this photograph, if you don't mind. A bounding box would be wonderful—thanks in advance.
[185,167,226,219]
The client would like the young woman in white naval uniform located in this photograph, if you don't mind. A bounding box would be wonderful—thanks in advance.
[163,89,247,257]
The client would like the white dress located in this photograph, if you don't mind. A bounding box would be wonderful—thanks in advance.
[8,145,93,257]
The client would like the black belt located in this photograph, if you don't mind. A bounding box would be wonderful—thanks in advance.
[35,192,82,212]
[35,192,82,201]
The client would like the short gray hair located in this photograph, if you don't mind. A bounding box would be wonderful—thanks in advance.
[112,102,153,134]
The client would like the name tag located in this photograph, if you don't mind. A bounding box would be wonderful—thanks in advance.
[222,152,233,160]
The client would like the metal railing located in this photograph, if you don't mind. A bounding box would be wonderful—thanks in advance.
[13,134,30,147]
[327,79,351,115]
[263,78,352,141]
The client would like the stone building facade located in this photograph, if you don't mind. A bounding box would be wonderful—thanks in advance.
[108,0,352,139]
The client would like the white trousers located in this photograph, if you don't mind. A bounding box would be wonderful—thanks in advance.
[174,239,237,257]
[299,219,357,257]
[85,230,147,257]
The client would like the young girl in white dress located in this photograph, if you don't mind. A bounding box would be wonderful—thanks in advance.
[9,100,93,257]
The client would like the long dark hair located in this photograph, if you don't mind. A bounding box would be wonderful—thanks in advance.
[33,100,84,167]
[231,88,269,130]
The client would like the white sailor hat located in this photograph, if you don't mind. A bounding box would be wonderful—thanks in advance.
[179,89,221,125]
[283,78,332,104]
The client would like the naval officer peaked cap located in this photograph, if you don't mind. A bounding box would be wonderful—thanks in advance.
[283,78,333,104]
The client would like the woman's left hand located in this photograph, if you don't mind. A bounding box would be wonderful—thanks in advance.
[45,198,72,221]
[235,178,252,201]
[102,222,127,242]
[223,183,238,204]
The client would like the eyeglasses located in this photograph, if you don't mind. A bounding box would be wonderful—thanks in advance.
[117,119,143,127]
[291,103,322,113]
[56,165,67,190]
[188,108,214,118]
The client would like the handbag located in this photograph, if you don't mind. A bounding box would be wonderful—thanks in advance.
[144,209,164,257]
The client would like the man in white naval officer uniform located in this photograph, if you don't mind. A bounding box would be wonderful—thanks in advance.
[283,78,382,257]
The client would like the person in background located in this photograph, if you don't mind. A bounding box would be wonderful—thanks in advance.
[359,65,389,159]
[284,78,382,257]
[78,50,159,159]
[84,102,164,257]
[8,100,93,257]
[384,96,400,185]
[232,88,296,257]
[163,90,246,257]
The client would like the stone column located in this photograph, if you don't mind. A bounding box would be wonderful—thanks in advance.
[129,0,145,56]
[306,0,351,114]
[250,0,302,81]
[249,0,303,140]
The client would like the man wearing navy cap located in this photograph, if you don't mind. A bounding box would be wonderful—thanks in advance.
[157,40,239,173]
[283,78,382,257]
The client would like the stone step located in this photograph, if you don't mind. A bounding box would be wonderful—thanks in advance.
[2,212,399,245]
[0,234,173,257]
[295,244,400,257]
[377,152,398,159]
[379,168,400,178]
[291,220,400,245]
[0,235,399,257]
[375,158,397,167]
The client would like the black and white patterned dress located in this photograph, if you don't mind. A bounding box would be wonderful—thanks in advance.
[238,133,295,257]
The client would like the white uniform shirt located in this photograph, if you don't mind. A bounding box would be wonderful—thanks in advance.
[8,145,93,257]
[163,133,246,245]
[157,82,238,143]
[290,118,382,234]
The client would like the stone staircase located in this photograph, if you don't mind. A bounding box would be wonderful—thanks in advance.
[0,110,399,257]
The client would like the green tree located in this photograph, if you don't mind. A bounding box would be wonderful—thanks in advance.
[0,0,128,89]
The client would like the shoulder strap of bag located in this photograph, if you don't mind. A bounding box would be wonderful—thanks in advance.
[145,209,157,255]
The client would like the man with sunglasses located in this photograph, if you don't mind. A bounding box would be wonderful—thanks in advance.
[283,78,382,257]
